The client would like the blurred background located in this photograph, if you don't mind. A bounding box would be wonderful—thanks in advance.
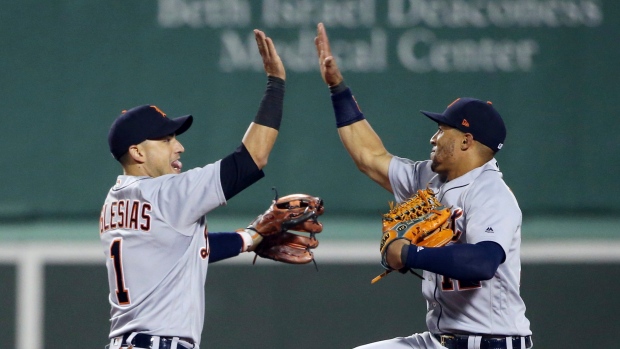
[1,0,619,348]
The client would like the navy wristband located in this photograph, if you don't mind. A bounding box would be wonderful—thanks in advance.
[330,82,365,128]
[254,76,285,130]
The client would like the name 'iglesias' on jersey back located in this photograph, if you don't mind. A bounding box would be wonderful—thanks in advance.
[100,199,152,234]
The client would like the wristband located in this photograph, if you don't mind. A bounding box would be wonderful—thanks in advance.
[253,76,285,130]
[237,230,254,252]
[330,81,365,128]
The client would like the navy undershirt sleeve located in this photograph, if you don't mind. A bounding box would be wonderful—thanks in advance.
[405,241,505,281]
[220,143,265,200]
[207,232,243,263]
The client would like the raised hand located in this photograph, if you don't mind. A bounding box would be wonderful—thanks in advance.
[314,22,343,87]
[254,29,285,80]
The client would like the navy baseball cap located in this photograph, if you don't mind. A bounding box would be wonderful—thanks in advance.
[420,98,506,152]
[108,105,193,160]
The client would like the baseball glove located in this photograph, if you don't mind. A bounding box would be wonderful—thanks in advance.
[372,188,454,283]
[250,193,324,265]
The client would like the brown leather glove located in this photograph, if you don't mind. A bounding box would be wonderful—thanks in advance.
[372,188,455,283]
[249,193,324,264]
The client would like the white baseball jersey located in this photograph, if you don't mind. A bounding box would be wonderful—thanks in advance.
[388,157,531,336]
[99,161,225,345]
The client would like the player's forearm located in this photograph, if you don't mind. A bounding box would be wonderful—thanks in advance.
[403,241,505,281]
[337,121,391,175]
[330,82,392,189]
[242,124,278,169]
[207,232,245,263]
[242,76,285,169]
[207,231,263,264]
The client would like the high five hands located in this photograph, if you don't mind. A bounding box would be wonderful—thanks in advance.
[254,29,286,80]
[315,23,344,87]
[254,23,345,86]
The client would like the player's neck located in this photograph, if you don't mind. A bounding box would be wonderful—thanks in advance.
[123,163,150,177]
[446,156,490,181]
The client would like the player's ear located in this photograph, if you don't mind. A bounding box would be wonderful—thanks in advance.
[460,134,474,150]
[127,145,146,163]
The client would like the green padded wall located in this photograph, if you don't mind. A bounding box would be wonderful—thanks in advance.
[23,263,620,349]
[2,0,619,219]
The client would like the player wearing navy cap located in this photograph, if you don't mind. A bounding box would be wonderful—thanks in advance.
[315,23,532,349]
[100,29,285,349]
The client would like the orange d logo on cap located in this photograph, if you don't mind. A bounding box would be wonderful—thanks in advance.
[150,105,167,117]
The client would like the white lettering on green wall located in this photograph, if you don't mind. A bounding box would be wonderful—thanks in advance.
[157,0,602,73]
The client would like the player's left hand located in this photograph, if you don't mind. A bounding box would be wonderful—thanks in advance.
[314,22,344,87]
[254,29,285,80]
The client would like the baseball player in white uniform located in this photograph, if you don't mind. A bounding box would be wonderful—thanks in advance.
[100,29,285,349]
[314,23,532,349]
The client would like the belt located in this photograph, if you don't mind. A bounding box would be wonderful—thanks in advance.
[109,333,195,349]
[433,333,532,349]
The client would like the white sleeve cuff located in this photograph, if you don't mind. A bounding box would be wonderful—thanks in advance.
[238,231,254,252]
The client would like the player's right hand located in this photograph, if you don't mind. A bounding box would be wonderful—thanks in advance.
[315,23,344,87]
[254,29,285,81]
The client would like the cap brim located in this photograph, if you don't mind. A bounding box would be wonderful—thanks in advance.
[420,110,450,125]
[172,115,193,136]
[420,110,461,129]
[148,115,193,139]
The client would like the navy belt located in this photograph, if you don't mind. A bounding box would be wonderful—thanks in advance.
[433,333,532,349]
[118,333,194,349]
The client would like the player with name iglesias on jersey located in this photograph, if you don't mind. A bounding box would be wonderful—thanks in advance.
[100,29,285,349]
[314,23,533,349]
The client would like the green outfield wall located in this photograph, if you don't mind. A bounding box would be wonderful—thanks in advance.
[0,262,619,349]
[1,0,620,220]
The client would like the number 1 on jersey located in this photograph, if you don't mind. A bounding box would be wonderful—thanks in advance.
[110,239,131,305]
